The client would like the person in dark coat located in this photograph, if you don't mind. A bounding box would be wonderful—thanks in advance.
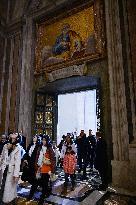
[18,131,26,150]
[57,135,66,167]
[87,129,96,170]
[0,134,7,155]
[94,131,108,191]
[57,135,66,152]
[22,135,41,201]
[75,130,89,179]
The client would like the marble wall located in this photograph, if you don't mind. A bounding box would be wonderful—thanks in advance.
[0,29,22,134]
[0,34,5,130]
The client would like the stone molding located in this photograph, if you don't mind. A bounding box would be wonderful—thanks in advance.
[0,18,25,39]
[6,18,25,38]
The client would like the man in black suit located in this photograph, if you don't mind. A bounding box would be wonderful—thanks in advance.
[75,130,89,179]
[94,131,108,191]
[87,129,96,170]
[18,131,26,150]
[0,134,7,155]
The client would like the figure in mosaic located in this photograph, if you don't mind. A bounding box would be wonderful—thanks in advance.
[52,23,83,59]
[42,23,84,66]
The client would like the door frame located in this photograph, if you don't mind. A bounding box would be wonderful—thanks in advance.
[34,75,101,141]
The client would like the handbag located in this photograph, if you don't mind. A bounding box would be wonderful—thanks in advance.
[50,173,57,182]
[43,157,51,165]
[21,164,30,182]
[36,171,41,179]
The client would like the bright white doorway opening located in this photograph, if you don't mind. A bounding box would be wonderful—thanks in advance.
[57,90,97,144]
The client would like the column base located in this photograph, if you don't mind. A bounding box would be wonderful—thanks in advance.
[129,144,136,191]
[112,152,136,191]
[111,160,129,189]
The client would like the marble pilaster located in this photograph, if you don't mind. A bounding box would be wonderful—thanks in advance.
[122,0,136,145]
[129,145,136,191]
[0,19,24,133]
[0,37,6,126]
[105,0,135,190]
[123,0,136,190]
[5,37,14,133]
[18,18,34,145]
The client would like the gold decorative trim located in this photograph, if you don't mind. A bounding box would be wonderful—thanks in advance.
[34,0,105,77]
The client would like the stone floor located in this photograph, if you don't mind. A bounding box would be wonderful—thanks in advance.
[17,168,136,205]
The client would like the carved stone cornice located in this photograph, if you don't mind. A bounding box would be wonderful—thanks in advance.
[24,0,93,19]
[23,0,51,17]
[23,0,41,15]
[6,18,26,38]
[129,141,136,148]
[0,17,26,38]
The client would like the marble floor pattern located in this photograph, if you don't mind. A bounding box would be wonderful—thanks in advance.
[17,168,136,205]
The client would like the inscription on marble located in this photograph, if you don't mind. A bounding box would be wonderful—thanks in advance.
[47,64,87,82]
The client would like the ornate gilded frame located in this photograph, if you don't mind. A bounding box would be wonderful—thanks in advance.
[34,0,105,76]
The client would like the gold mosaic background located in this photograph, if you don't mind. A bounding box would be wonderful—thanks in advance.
[35,6,94,72]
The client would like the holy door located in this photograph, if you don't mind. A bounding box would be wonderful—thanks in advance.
[34,92,58,141]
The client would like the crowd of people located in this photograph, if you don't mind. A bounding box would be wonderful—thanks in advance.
[0,129,108,205]
[58,130,108,190]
